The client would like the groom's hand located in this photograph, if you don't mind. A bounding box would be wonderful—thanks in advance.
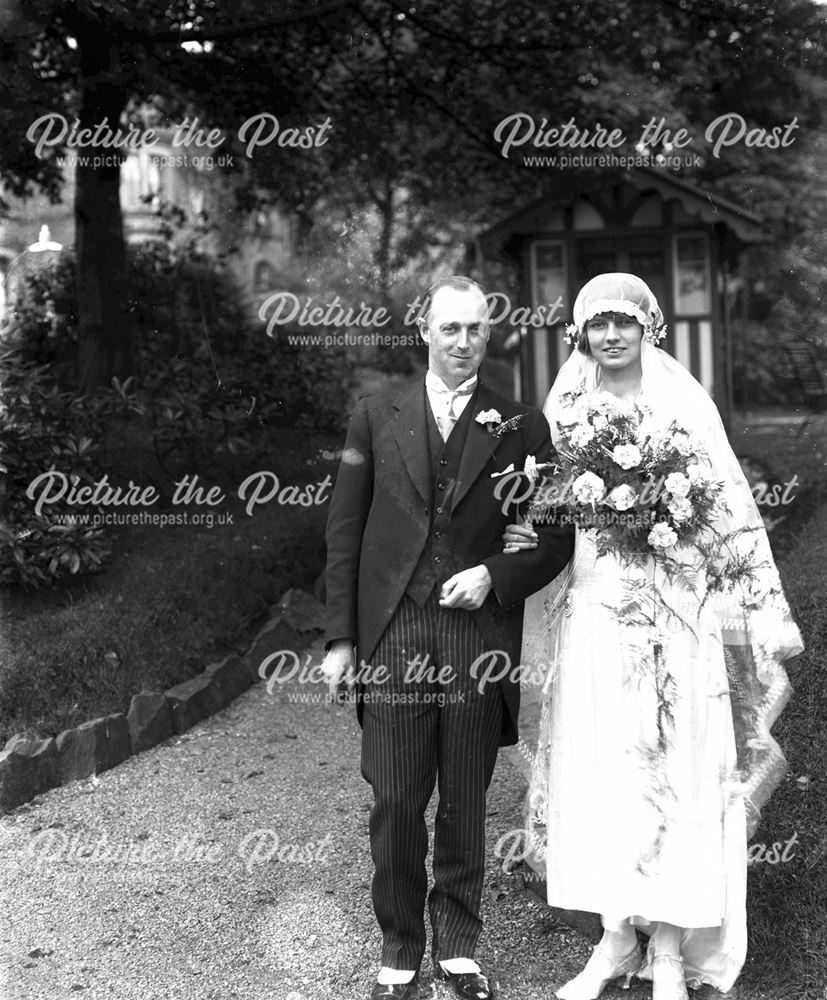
[321,640,356,701]
[439,565,493,610]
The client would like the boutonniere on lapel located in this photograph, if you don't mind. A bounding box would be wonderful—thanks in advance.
[476,409,526,438]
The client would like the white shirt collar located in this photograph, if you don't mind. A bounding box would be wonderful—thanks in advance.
[425,370,479,394]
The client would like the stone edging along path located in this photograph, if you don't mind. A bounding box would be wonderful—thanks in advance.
[0,587,325,814]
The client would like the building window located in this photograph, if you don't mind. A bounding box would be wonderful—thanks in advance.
[189,187,205,218]
[630,195,662,227]
[253,260,276,293]
[573,199,605,231]
[121,149,161,210]
[673,233,711,315]
[629,248,666,312]
[536,206,565,231]
[530,240,568,402]
[530,240,567,313]
[255,209,273,237]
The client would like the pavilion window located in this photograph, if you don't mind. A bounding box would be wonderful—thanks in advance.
[530,240,569,388]
[673,232,712,315]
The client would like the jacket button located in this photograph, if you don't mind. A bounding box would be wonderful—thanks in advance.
[439,459,448,466]
[436,507,443,515]
[434,531,442,539]
[437,481,445,490]
[434,556,441,564]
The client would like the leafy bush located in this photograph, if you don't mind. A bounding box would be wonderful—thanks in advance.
[0,340,136,587]
[731,319,803,409]
[128,239,352,465]
[0,238,352,587]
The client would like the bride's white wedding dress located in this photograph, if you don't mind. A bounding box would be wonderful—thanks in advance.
[534,527,747,988]
[515,344,802,993]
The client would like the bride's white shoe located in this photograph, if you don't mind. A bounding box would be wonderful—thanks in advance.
[651,954,689,1000]
[555,940,642,1000]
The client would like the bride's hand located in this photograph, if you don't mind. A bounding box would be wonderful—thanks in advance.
[503,522,539,553]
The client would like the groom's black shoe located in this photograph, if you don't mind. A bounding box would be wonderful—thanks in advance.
[434,963,493,1000]
[370,975,421,1000]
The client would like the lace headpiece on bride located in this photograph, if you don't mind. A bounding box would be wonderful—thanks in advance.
[563,272,668,347]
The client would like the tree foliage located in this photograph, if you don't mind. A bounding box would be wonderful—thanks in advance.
[1,0,826,386]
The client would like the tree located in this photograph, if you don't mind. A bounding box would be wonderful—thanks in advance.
[1,0,825,392]
[0,0,357,392]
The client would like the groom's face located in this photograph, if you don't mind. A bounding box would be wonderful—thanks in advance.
[419,286,490,389]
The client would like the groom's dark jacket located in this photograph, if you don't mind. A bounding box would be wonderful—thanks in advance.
[324,377,574,746]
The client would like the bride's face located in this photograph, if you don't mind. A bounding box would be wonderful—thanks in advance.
[585,312,643,372]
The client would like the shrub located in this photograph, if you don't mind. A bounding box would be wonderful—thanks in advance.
[0,238,352,587]
[731,319,804,409]
[0,340,136,587]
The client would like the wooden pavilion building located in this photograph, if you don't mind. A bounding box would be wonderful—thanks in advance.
[474,165,765,428]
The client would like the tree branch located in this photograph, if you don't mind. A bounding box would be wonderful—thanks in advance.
[145,0,358,44]
[354,5,494,161]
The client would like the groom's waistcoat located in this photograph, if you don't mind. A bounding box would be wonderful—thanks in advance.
[405,387,476,605]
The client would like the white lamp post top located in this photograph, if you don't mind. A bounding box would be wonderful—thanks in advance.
[28,225,63,253]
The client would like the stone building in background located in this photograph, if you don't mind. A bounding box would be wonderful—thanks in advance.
[0,128,293,321]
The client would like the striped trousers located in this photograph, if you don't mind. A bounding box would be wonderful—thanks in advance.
[360,592,503,970]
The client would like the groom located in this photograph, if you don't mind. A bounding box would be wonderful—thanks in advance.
[323,276,573,1000]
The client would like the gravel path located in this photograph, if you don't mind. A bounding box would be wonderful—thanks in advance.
[0,635,773,1000]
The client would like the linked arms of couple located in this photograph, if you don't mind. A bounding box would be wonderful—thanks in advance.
[321,528,539,698]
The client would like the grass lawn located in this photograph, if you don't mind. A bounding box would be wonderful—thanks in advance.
[740,500,827,998]
[0,428,338,744]
[729,411,826,488]
[693,411,827,996]
[2,405,825,996]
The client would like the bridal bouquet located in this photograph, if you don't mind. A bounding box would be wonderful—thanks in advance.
[525,396,727,561]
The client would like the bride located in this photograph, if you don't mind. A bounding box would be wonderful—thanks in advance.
[503,273,803,1000]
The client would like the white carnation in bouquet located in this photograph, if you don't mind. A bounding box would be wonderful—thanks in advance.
[664,471,691,497]
[570,423,596,447]
[612,443,642,470]
[667,496,693,523]
[608,484,638,511]
[572,471,606,504]
[671,431,694,456]
[686,462,710,486]
[648,522,678,549]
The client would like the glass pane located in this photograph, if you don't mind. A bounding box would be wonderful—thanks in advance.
[533,242,566,315]
[629,250,666,311]
[573,201,605,230]
[678,235,707,261]
[674,234,711,314]
[536,244,562,271]
[630,196,663,227]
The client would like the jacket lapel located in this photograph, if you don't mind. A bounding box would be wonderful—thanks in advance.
[391,380,432,504]
[453,382,502,511]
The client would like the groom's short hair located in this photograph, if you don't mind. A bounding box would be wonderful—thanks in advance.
[418,275,487,326]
